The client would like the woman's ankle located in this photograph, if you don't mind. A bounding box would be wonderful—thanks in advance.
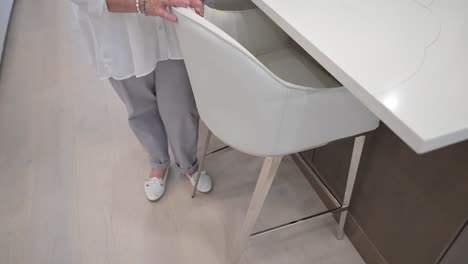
[150,168,166,178]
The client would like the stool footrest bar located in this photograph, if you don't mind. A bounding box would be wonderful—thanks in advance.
[206,146,231,156]
[250,206,349,238]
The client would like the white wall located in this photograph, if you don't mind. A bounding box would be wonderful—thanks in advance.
[1,0,15,63]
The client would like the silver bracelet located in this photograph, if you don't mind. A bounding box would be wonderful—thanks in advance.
[136,0,142,13]
[141,0,146,14]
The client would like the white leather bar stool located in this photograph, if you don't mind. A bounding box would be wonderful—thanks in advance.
[173,7,379,264]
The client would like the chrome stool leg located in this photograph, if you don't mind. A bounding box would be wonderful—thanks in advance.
[231,155,284,264]
[192,129,212,198]
[337,135,366,240]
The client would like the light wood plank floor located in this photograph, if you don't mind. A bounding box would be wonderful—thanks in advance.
[0,1,365,263]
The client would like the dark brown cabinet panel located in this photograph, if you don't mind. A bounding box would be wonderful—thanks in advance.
[301,124,468,264]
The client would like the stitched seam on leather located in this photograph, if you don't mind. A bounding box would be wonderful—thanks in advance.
[272,88,290,155]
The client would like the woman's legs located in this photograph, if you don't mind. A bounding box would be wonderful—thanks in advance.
[109,72,171,174]
[154,60,200,175]
[109,60,209,198]
[109,61,199,173]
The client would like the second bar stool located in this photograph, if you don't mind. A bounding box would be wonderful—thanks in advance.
[173,7,379,264]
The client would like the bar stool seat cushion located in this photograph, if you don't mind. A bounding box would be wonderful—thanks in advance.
[257,46,340,88]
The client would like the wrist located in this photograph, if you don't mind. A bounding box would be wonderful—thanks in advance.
[137,0,147,14]
[106,0,138,13]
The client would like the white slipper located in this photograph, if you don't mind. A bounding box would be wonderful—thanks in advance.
[187,171,213,193]
[144,167,169,201]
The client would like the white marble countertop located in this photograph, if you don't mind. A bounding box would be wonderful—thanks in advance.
[251,0,468,153]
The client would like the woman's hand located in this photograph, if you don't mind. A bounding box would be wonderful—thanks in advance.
[106,0,205,22]
[145,0,190,22]
[191,0,204,17]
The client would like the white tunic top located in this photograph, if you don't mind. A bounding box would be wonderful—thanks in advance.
[70,0,183,80]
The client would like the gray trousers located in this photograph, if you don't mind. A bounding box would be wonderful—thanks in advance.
[109,60,199,174]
